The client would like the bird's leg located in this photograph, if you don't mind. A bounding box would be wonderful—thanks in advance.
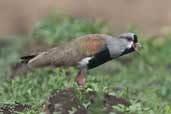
[76,68,87,87]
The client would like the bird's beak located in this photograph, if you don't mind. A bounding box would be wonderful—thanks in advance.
[133,43,142,54]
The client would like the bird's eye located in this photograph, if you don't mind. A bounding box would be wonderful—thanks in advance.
[126,37,133,42]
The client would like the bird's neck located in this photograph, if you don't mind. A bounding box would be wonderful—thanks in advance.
[120,47,135,56]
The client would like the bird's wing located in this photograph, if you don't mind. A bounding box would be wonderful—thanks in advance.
[23,34,109,68]
[60,34,110,67]
[74,34,107,57]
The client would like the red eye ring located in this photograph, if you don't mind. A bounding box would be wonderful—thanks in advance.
[126,37,133,42]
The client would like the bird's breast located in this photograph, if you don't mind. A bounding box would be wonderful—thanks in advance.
[87,47,112,69]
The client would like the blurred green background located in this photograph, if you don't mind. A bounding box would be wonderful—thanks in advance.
[0,1,171,114]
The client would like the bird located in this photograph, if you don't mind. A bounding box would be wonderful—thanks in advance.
[20,33,141,86]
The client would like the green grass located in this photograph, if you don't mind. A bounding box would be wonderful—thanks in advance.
[32,11,110,44]
[0,12,171,114]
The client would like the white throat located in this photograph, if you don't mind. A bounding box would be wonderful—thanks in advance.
[127,41,133,49]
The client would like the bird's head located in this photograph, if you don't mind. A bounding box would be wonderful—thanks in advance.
[118,33,142,55]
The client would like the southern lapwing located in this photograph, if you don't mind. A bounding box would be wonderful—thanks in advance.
[21,33,141,86]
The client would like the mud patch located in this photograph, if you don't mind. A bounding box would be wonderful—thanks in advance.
[43,88,130,114]
[43,88,88,114]
[0,102,31,114]
[104,94,130,113]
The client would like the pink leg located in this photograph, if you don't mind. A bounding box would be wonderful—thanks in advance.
[76,70,86,87]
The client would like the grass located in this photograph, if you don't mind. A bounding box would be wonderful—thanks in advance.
[0,12,171,114]
[32,11,110,44]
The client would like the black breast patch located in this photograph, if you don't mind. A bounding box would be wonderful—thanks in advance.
[87,47,112,69]
[120,47,134,56]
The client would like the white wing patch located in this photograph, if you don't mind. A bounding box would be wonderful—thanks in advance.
[78,57,93,68]
[28,52,47,64]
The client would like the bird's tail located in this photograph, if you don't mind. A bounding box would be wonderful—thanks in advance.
[10,55,37,78]
[20,55,36,64]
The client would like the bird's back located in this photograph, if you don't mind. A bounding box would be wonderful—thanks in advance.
[26,34,108,68]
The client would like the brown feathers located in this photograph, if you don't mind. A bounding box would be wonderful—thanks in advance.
[20,34,108,68]
[76,35,106,56]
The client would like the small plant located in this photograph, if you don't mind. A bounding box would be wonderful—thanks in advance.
[112,102,155,114]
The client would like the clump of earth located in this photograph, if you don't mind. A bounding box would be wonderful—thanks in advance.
[43,88,130,114]
[0,88,130,114]
[0,102,31,114]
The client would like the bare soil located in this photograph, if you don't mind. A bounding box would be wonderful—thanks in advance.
[43,88,130,114]
[0,88,130,114]
[0,102,31,114]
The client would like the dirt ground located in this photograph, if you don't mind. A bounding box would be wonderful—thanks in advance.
[43,88,130,114]
[0,88,130,114]
[0,102,31,114]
